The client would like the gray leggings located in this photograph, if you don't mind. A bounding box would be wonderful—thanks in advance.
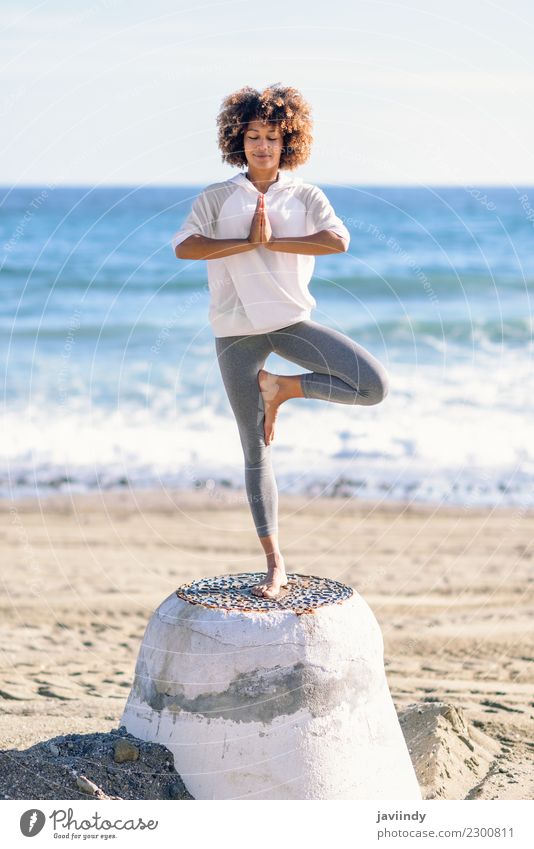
[215,319,389,538]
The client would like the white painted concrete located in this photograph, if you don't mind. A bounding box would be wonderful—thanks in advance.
[120,588,422,799]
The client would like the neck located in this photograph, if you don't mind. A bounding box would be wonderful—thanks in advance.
[245,167,279,193]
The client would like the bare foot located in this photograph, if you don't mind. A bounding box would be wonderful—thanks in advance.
[257,368,291,445]
[250,554,288,599]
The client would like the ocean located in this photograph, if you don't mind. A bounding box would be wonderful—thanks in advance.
[1,182,533,506]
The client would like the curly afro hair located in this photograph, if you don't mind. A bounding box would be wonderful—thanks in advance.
[216,83,313,171]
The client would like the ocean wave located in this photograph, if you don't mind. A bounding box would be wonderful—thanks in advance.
[2,358,533,507]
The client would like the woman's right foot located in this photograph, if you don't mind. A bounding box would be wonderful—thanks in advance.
[250,554,288,599]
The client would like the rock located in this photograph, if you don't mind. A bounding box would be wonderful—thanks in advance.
[113,739,139,763]
[48,743,60,756]
[75,774,121,801]
[76,775,102,796]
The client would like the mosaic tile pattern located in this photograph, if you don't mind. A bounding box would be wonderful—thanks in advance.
[175,572,353,614]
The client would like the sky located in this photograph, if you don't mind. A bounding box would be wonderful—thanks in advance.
[1,0,534,186]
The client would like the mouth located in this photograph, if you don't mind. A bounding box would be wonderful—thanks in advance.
[254,154,271,159]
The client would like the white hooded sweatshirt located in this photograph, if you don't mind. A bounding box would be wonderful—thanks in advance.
[171,170,350,337]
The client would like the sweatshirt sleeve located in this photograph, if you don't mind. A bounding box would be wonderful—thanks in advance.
[171,189,215,251]
[305,185,350,246]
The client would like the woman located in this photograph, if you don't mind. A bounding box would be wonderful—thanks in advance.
[172,83,389,599]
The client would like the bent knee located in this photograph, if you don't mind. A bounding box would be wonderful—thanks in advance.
[364,365,390,405]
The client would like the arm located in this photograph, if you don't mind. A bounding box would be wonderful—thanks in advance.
[175,234,257,260]
[274,184,350,256]
[264,229,348,255]
[175,194,268,260]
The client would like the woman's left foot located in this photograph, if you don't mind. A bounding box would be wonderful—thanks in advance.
[257,369,288,445]
[250,555,288,599]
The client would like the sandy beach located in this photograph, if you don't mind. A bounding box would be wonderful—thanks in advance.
[1,488,533,799]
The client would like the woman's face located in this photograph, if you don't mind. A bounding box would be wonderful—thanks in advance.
[243,120,284,170]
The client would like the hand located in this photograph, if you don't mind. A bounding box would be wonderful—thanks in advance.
[248,195,274,246]
[261,199,273,244]
[248,195,262,245]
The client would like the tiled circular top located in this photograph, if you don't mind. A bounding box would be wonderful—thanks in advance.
[175,572,353,614]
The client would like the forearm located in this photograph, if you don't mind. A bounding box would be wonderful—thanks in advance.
[265,230,348,255]
[175,234,257,260]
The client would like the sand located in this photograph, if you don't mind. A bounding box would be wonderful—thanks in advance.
[1,488,533,800]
